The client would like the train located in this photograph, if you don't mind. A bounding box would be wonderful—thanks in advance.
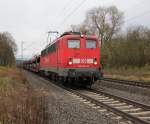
[23,31,102,86]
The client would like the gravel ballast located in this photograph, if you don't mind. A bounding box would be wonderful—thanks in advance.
[23,71,118,124]
[93,80,150,105]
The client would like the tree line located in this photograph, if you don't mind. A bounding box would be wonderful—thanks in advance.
[71,5,150,68]
[102,26,150,68]
[0,32,17,66]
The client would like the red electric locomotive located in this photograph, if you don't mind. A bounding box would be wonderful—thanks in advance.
[39,32,102,86]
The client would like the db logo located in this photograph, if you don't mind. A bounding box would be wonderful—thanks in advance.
[81,59,87,63]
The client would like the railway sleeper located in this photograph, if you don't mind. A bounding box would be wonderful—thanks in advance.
[122,108,142,112]
[97,98,114,102]
[103,100,120,104]
[139,116,150,120]
[109,103,127,107]
[92,106,101,109]
[130,111,150,116]
[115,105,133,109]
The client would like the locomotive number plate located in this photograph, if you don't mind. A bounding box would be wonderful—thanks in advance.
[73,58,94,64]
[87,59,93,64]
[73,59,80,64]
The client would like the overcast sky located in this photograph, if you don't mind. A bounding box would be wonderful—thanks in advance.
[0,0,150,59]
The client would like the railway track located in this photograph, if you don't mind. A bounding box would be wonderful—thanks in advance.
[66,88,150,124]
[27,71,150,124]
[101,77,150,89]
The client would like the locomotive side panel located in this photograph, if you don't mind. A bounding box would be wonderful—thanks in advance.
[40,43,58,73]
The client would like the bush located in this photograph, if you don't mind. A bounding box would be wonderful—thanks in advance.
[101,25,150,68]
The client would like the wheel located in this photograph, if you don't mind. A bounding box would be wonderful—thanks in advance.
[62,77,67,86]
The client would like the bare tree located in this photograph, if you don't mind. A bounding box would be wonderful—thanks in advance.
[0,32,17,66]
[3,32,17,54]
[71,6,124,45]
[87,6,124,43]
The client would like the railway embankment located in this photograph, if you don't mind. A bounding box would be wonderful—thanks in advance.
[103,67,150,82]
[92,68,150,105]
[93,79,150,106]
[0,67,49,124]
[23,70,118,124]
[24,70,150,124]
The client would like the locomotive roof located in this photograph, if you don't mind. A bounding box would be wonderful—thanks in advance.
[44,33,98,49]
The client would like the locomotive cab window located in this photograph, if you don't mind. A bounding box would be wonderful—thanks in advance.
[86,40,96,48]
[68,40,80,48]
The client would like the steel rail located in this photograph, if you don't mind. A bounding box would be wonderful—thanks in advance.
[89,89,150,111]
[26,71,150,124]
[101,77,150,89]
[68,89,150,124]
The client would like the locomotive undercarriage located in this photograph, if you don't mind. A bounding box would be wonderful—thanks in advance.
[39,68,102,87]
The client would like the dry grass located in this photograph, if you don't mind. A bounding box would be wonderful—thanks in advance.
[103,66,150,82]
[0,66,50,124]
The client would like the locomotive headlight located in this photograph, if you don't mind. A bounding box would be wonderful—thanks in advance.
[94,58,97,65]
[69,58,73,65]
[94,61,97,65]
[69,61,73,65]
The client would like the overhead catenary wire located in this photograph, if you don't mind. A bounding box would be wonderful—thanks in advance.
[27,4,150,52]
[125,9,150,22]
[62,0,74,10]
[56,0,77,18]
[58,0,88,28]
[23,41,43,50]
[57,0,150,32]
[23,1,150,59]
[25,0,86,51]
